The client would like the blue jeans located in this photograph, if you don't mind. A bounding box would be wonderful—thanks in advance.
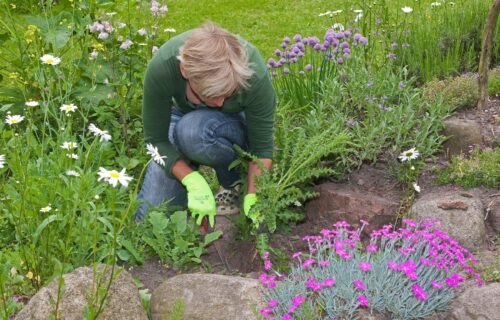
[135,108,247,221]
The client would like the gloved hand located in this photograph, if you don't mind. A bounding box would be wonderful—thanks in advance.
[243,193,259,223]
[181,171,216,227]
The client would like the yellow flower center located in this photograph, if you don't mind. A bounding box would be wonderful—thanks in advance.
[110,172,120,178]
[46,58,54,64]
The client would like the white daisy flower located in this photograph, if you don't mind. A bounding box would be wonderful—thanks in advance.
[401,6,413,13]
[66,153,79,159]
[60,103,78,114]
[0,154,5,168]
[40,54,61,65]
[332,23,345,32]
[97,167,133,188]
[5,115,25,125]
[431,2,442,7]
[40,205,52,213]
[412,182,421,193]
[352,9,363,13]
[60,141,78,150]
[88,123,112,142]
[66,170,80,177]
[146,143,166,166]
[398,148,420,162]
[25,101,40,107]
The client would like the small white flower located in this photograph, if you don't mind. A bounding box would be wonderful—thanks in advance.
[412,182,421,193]
[294,201,302,207]
[146,143,166,166]
[448,2,455,6]
[90,50,98,59]
[431,2,442,7]
[94,194,100,200]
[60,141,78,150]
[25,101,40,107]
[66,153,79,159]
[40,54,61,65]
[40,205,52,213]
[88,123,112,142]
[164,28,176,33]
[352,9,363,13]
[5,115,25,125]
[0,154,5,168]
[60,103,78,114]
[354,13,363,23]
[332,23,345,32]
[118,22,127,29]
[401,6,413,13]
[66,170,80,177]
[398,147,420,162]
[10,267,17,277]
[119,39,133,50]
[97,167,133,188]
[106,12,117,16]
[137,28,147,36]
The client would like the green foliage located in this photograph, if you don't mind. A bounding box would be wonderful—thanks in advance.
[488,69,500,97]
[140,211,222,269]
[437,148,500,189]
[423,75,479,110]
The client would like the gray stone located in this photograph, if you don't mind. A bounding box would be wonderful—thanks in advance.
[411,191,486,250]
[150,273,263,320]
[17,266,147,320]
[450,282,500,319]
[487,198,500,234]
[306,183,399,233]
[443,118,483,157]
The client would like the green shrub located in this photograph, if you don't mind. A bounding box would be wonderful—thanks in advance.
[423,75,479,110]
[437,148,500,189]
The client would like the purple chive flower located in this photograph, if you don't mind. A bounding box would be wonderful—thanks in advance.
[160,4,168,14]
[89,22,104,33]
[302,259,316,268]
[281,42,287,49]
[386,52,397,60]
[367,81,373,87]
[359,262,372,272]
[151,0,159,15]
[137,28,147,36]
[294,34,302,42]
[358,295,369,307]
[344,29,351,38]
[283,36,291,44]
[354,279,366,290]
[120,39,133,50]
[391,42,398,48]
[402,43,410,49]
[353,33,362,41]
[283,68,290,74]
[305,64,312,71]
[298,70,305,76]
[412,284,428,301]
[313,43,321,51]
[341,41,349,49]
[399,81,406,89]
[336,58,343,64]
[98,32,109,40]
[271,71,278,77]
[359,37,368,45]
[274,49,282,57]
[343,48,351,54]
[268,58,276,67]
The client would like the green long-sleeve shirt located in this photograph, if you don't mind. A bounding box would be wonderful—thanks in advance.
[142,31,276,177]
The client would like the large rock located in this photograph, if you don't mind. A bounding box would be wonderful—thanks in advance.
[150,273,263,320]
[17,266,147,320]
[306,183,400,232]
[411,191,486,250]
[443,118,483,157]
[450,283,500,319]
[487,198,500,234]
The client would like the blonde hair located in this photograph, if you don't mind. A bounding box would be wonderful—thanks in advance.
[177,22,254,99]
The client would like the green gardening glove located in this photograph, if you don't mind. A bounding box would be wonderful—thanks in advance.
[243,193,259,223]
[181,171,216,227]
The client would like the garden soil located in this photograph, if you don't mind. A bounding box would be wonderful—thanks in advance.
[130,98,500,293]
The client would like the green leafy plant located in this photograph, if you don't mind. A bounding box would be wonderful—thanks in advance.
[140,210,222,269]
[437,148,500,189]
[423,74,479,110]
